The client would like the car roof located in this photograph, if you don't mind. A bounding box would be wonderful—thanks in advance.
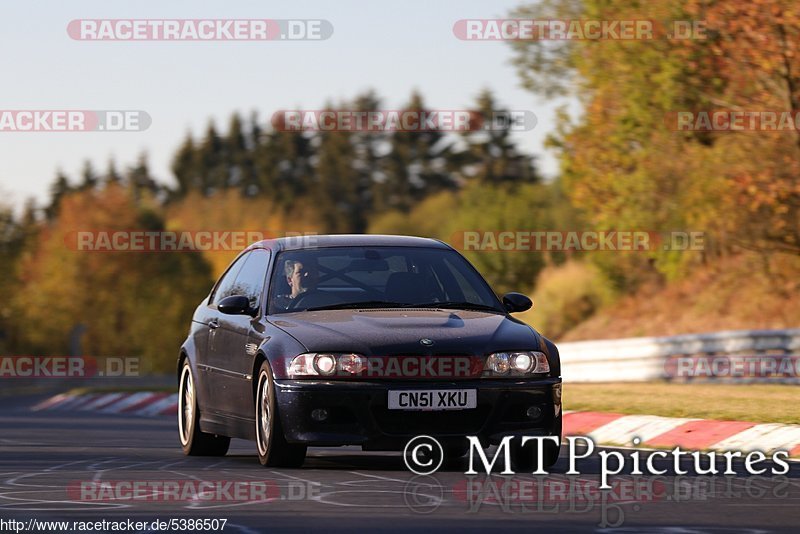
[246,234,452,252]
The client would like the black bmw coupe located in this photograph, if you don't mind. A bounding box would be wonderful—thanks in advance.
[177,234,562,468]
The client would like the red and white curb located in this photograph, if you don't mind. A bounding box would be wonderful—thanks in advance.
[33,391,178,417]
[32,393,800,458]
[563,410,800,458]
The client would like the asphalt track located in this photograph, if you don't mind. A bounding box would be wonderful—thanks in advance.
[0,395,798,533]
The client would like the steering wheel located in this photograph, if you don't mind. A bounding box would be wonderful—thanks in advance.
[286,289,329,311]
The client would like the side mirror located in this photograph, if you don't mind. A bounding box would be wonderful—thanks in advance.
[502,292,533,313]
[218,295,255,316]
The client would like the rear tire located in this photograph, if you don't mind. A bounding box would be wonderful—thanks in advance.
[178,361,230,456]
[255,361,307,467]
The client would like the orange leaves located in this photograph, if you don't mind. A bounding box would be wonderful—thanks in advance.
[512,0,800,272]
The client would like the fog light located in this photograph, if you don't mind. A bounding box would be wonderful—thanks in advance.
[311,408,329,422]
[526,406,542,420]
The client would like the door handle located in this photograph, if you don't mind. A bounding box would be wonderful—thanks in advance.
[209,319,220,329]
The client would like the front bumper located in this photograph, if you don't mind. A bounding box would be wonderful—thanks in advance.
[274,378,562,450]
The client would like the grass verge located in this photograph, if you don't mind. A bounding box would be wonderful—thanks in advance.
[565,382,799,424]
[65,385,177,396]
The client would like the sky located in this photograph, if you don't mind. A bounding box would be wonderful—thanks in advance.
[0,0,575,211]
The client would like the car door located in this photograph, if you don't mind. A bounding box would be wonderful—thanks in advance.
[207,249,271,422]
[198,253,247,417]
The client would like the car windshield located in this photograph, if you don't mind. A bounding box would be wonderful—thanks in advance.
[268,246,503,314]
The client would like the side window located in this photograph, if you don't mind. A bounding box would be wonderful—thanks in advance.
[231,249,271,311]
[210,254,247,306]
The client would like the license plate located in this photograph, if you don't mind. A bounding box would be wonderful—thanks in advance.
[387,389,477,411]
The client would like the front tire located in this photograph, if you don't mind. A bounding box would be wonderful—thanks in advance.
[178,361,230,456]
[255,361,307,467]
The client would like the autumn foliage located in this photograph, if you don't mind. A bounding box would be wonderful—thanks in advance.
[1,2,799,368]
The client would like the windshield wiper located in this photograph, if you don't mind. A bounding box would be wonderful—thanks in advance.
[410,301,504,313]
[306,300,418,311]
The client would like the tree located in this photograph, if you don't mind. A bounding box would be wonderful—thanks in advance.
[376,91,457,212]
[172,133,199,197]
[127,154,161,204]
[453,89,539,185]
[45,170,71,219]
[313,101,363,233]
[198,123,225,194]
[225,113,256,192]
[78,160,98,192]
[508,0,800,288]
[10,185,213,372]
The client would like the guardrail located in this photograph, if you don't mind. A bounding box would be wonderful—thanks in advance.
[558,329,800,382]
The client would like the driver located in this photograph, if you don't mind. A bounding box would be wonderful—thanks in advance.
[273,258,319,310]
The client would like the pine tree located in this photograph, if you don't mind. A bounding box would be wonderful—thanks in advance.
[45,170,72,219]
[104,160,122,187]
[128,154,160,203]
[313,100,362,233]
[172,133,198,197]
[198,122,225,195]
[255,128,314,208]
[78,161,98,192]
[378,91,457,212]
[455,89,538,185]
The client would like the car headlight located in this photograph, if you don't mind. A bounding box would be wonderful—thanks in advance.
[288,353,366,378]
[313,354,337,375]
[511,352,533,373]
[485,352,510,374]
[338,353,366,374]
[483,351,549,377]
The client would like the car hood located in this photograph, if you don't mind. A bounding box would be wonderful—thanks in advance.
[267,309,542,356]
